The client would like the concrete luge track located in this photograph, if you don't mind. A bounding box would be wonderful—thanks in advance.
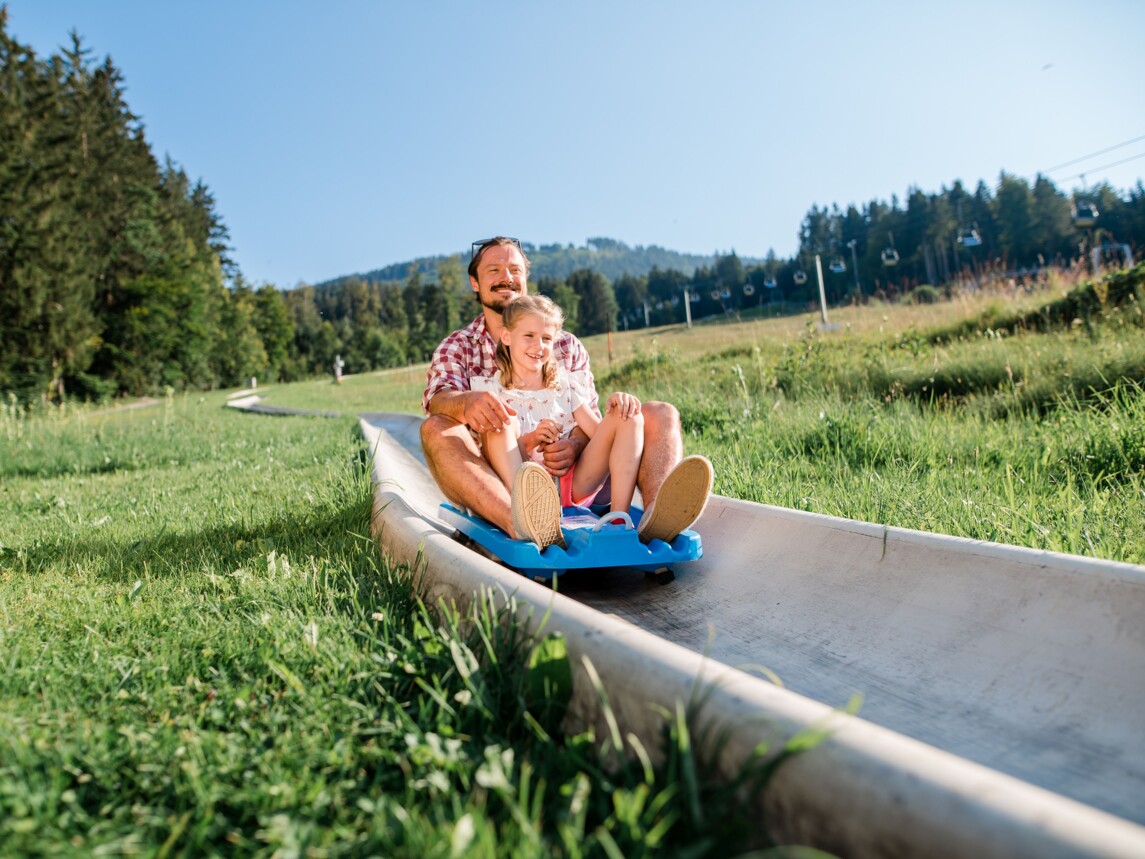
[360,411,1145,858]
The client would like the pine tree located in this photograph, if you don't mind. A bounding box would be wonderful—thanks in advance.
[566,269,618,336]
[253,285,294,381]
[0,18,103,401]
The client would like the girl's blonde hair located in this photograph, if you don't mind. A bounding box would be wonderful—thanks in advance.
[495,294,563,390]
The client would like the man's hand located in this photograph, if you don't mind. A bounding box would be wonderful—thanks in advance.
[462,391,516,434]
[539,431,582,477]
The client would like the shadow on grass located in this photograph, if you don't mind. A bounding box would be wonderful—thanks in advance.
[6,491,383,587]
[3,457,147,481]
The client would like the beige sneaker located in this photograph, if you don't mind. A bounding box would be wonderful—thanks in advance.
[638,455,713,544]
[511,462,565,549]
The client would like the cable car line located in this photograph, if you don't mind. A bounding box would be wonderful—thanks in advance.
[1057,151,1145,184]
[1040,133,1145,175]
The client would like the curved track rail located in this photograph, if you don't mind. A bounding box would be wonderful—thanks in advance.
[361,411,1145,858]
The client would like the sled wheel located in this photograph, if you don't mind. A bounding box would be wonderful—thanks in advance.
[646,566,675,585]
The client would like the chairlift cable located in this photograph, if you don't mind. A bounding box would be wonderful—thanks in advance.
[1040,134,1145,174]
[1057,151,1145,184]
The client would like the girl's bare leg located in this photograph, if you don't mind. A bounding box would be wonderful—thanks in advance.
[421,415,512,534]
[573,411,644,513]
[481,414,525,491]
[606,411,643,513]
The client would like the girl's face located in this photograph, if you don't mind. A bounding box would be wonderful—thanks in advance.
[501,311,557,379]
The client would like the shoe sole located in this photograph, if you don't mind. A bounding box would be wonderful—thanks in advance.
[638,455,713,543]
[512,463,565,549]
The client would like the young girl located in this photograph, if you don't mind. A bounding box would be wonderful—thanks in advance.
[472,294,644,529]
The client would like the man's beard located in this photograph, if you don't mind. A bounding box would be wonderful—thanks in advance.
[479,284,522,312]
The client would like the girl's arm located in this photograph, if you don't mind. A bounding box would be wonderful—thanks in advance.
[572,404,600,439]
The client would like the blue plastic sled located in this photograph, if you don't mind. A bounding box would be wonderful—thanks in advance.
[438,502,703,583]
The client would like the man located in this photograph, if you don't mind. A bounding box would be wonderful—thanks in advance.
[421,236,711,548]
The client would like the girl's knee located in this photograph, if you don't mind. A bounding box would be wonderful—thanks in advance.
[603,409,644,437]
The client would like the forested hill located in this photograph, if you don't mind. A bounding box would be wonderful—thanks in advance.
[317,238,750,290]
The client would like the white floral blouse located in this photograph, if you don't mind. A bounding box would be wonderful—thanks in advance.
[470,367,597,440]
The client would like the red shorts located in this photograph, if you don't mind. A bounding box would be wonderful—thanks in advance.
[558,463,602,508]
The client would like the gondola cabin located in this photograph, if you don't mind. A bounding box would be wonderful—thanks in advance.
[1072,201,1099,229]
[958,228,982,248]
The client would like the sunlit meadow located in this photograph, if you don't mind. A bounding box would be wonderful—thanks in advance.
[2,264,1140,856]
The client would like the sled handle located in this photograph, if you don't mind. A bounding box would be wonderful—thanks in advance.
[593,512,634,532]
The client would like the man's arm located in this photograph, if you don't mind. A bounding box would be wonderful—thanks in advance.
[426,388,472,423]
[422,325,477,415]
[427,388,516,434]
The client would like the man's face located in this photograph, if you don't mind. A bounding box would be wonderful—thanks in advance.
[470,244,528,313]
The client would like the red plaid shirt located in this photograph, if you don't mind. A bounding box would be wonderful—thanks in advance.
[422,314,599,416]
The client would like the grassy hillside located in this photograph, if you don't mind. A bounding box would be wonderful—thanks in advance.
[596,266,1145,563]
[0,395,782,857]
[4,264,1139,855]
[267,265,1144,563]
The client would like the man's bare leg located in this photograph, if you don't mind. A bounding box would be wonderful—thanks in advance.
[421,415,514,535]
[636,401,683,505]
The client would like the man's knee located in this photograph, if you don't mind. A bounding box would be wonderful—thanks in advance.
[421,413,451,449]
[421,414,479,473]
[642,401,680,436]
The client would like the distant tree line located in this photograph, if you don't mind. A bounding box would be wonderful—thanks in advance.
[281,261,470,382]
[786,175,1145,306]
[427,169,1145,337]
[4,11,1144,405]
[293,178,1145,368]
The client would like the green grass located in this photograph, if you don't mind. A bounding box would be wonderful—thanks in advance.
[590,268,1145,565]
[686,387,1143,563]
[0,394,787,857]
[3,265,1141,855]
[605,352,1144,564]
[242,365,427,417]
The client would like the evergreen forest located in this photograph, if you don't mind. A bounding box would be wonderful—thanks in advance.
[4,11,1145,406]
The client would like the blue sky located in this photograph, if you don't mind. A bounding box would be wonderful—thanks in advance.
[9,1,1145,288]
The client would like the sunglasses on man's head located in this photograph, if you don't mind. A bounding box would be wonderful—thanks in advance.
[470,237,521,261]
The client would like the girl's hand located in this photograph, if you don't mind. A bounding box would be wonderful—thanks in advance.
[606,392,641,420]
[536,418,562,444]
[523,418,562,457]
